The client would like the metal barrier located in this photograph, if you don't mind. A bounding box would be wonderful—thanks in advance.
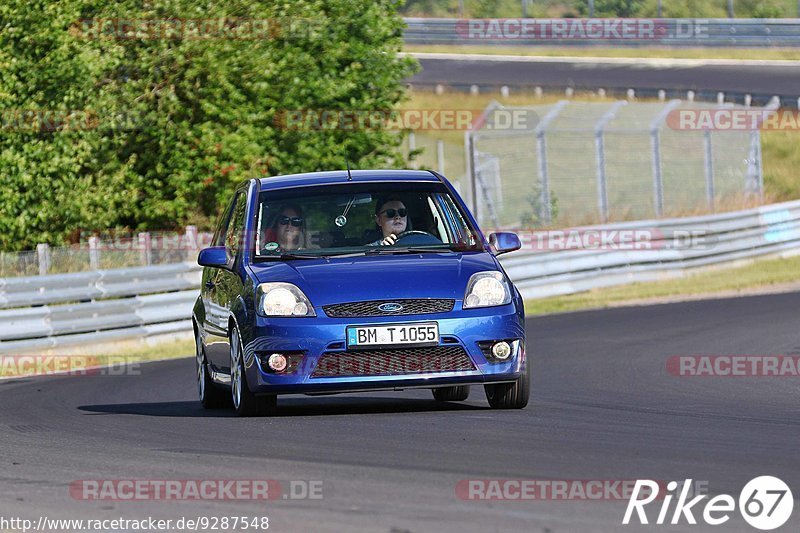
[2,198,800,352]
[0,263,200,354]
[500,198,800,299]
[403,18,800,47]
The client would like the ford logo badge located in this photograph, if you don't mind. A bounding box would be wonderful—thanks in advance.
[377,302,403,313]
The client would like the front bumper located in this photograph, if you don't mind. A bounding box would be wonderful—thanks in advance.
[241,303,526,395]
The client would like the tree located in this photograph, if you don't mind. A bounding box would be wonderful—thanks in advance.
[0,0,417,250]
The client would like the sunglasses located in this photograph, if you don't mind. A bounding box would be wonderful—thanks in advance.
[278,215,303,227]
[380,208,407,218]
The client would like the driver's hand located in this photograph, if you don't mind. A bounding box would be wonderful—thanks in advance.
[380,234,397,246]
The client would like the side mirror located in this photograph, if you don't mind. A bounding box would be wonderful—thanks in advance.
[197,246,229,268]
[489,232,522,255]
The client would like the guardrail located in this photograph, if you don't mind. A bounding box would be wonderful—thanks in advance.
[0,263,200,354]
[2,199,800,353]
[500,199,800,299]
[403,18,800,47]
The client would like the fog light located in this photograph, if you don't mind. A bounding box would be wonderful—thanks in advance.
[492,341,511,360]
[267,353,288,372]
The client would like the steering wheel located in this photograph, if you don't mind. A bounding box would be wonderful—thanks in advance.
[393,230,442,246]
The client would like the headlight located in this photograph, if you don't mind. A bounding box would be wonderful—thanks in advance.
[463,271,512,309]
[256,283,316,317]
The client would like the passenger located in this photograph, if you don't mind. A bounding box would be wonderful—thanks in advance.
[265,205,306,251]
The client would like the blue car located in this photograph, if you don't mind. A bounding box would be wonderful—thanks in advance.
[192,170,527,416]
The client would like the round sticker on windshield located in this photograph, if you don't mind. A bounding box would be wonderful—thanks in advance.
[264,242,279,251]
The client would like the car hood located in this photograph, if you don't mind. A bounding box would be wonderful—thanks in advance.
[249,252,500,306]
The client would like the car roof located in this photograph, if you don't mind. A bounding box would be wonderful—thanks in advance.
[257,170,442,191]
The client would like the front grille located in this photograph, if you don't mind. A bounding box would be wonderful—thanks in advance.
[323,299,455,318]
[311,345,475,378]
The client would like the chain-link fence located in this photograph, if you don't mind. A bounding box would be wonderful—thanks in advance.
[464,99,770,229]
[0,227,212,278]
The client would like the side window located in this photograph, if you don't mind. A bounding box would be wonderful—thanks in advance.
[440,194,476,246]
[427,196,451,243]
[212,193,238,247]
[225,191,248,258]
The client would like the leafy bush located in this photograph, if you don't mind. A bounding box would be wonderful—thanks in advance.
[0,0,416,250]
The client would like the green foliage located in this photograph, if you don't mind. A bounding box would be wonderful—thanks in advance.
[0,0,416,250]
[577,0,647,17]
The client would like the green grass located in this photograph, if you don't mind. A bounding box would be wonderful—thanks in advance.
[405,44,800,61]
[525,253,800,315]
[762,130,800,202]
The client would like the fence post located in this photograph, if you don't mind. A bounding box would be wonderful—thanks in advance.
[703,131,715,211]
[594,101,627,223]
[650,130,664,217]
[534,100,569,226]
[436,139,445,176]
[536,132,552,225]
[88,236,100,269]
[138,232,152,266]
[408,132,417,170]
[184,225,199,262]
[36,243,50,276]
[465,131,478,215]
[649,100,681,218]
[595,132,608,222]
[748,130,764,198]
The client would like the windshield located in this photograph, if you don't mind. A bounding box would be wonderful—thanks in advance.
[253,182,482,259]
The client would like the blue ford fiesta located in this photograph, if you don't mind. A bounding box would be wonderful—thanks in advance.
[192,170,527,416]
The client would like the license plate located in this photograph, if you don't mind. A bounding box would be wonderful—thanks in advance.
[347,322,439,348]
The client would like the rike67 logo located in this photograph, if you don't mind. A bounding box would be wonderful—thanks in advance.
[623,476,793,530]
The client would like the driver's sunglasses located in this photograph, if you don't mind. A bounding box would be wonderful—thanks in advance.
[380,208,407,218]
[278,215,303,227]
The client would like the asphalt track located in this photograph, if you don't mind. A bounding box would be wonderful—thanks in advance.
[411,54,800,102]
[1,292,799,532]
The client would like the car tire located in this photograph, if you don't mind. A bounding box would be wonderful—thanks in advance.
[432,385,470,402]
[196,328,230,409]
[484,364,529,409]
[230,325,277,417]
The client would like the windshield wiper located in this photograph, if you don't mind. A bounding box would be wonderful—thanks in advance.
[256,252,323,261]
[362,247,454,255]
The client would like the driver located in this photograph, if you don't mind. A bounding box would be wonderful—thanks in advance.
[369,198,407,246]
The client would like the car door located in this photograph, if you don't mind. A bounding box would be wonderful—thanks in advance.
[201,191,240,373]
[208,188,250,372]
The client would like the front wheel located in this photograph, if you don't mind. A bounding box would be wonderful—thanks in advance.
[432,385,470,402]
[230,326,277,417]
[485,364,529,409]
